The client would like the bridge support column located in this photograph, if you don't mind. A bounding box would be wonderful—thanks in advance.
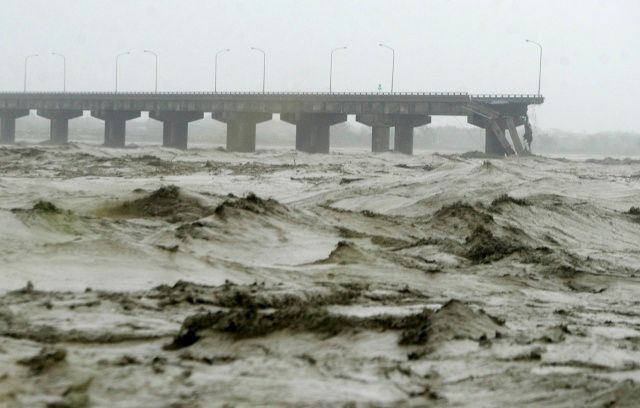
[281,113,347,154]
[212,112,272,152]
[356,114,393,152]
[91,110,141,147]
[485,127,507,156]
[372,126,390,152]
[149,111,204,150]
[0,109,29,144]
[392,115,431,155]
[467,114,519,156]
[37,109,83,145]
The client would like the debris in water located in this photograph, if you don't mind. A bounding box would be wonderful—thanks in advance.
[17,346,67,374]
[10,280,35,295]
[47,377,93,408]
[155,244,179,252]
[339,177,363,185]
[163,286,432,350]
[314,241,370,265]
[214,192,286,217]
[111,185,213,223]
[465,225,523,263]
[490,194,531,208]
[165,304,435,350]
[32,200,63,213]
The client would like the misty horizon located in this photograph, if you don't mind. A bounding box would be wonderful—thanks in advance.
[1,0,639,133]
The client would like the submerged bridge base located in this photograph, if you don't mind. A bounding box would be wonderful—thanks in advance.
[0,109,29,144]
[149,111,204,150]
[281,113,347,154]
[213,112,272,152]
[92,110,141,147]
[356,114,432,154]
[37,109,83,145]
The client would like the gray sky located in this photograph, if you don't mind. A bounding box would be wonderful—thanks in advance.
[1,0,638,132]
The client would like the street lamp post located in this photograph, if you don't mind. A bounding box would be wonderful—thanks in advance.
[51,52,66,92]
[379,43,395,93]
[214,48,230,93]
[143,50,158,93]
[329,46,347,93]
[115,51,130,93]
[525,39,542,96]
[250,47,266,93]
[23,54,38,92]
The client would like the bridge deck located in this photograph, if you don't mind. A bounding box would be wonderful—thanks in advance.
[0,92,543,116]
[0,91,544,155]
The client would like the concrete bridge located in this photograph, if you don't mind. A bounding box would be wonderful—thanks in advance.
[0,92,543,155]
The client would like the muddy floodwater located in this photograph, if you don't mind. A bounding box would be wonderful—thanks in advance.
[1,143,640,407]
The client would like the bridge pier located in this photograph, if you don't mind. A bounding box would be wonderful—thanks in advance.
[357,114,430,155]
[356,114,393,152]
[212,112,272,152]
[91,110,141,147]
[0,109,29,144]
[149,111,204,150]
[485,127,507,156]
[280,113,347,154]
[393,115,431,155]
[37,109,83,145]
[467,114,521,156]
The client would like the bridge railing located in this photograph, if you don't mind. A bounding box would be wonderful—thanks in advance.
[0,91,470,96]
[0,91,543,100]
[472,94,541,99]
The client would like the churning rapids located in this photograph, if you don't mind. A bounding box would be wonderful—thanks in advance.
[1,143,640,407]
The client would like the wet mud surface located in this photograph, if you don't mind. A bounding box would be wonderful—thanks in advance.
[1,144,640,406]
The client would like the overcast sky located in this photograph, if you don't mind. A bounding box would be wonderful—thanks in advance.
[1,0,638,133]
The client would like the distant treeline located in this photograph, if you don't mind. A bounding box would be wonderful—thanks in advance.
[14,114,640,156]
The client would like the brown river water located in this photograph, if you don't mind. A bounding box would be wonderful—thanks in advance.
[1,143,639,407]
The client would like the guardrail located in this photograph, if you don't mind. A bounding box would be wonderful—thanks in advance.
[0,91,468,96]
[0,91,542,99]
[472,94,542,99]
